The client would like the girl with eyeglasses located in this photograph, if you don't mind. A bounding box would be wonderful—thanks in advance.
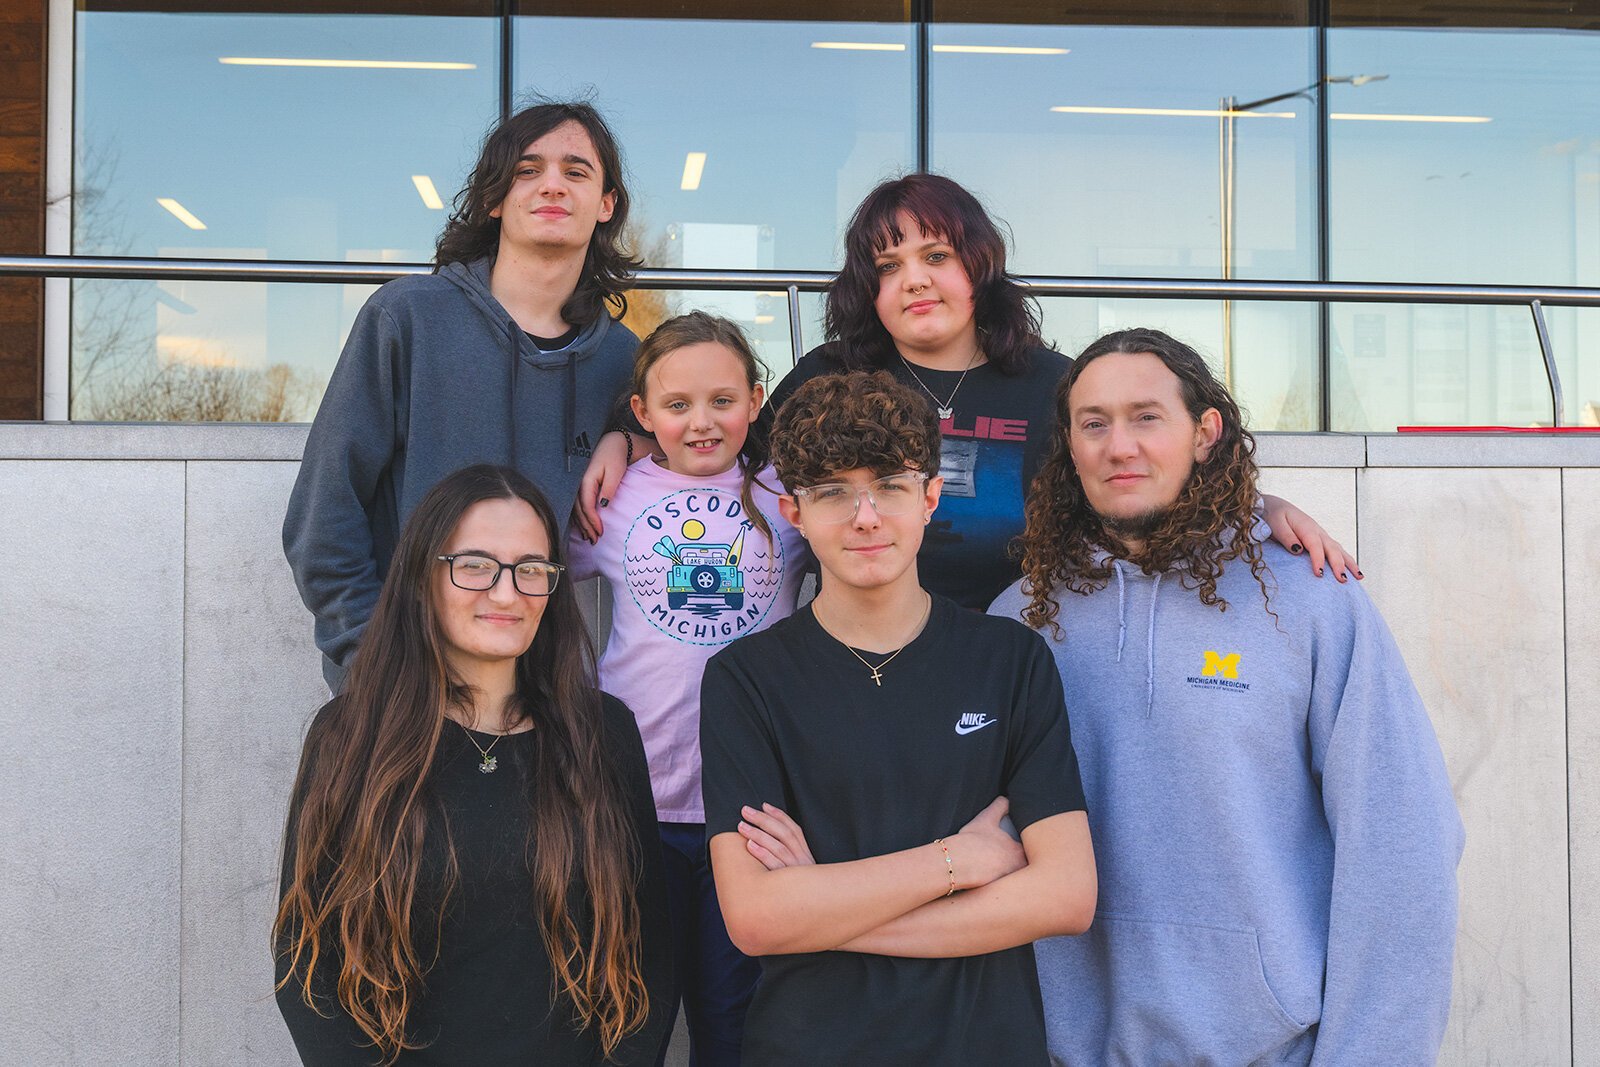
[274,464,672,1065]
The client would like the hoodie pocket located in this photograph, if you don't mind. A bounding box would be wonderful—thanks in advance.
[1048,915,1307,1067]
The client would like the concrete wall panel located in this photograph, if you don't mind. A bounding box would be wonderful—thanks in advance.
[0,461,185,1063]
[1358,468,1569,1066]
[179,461,325,1065]
[1255,467,1359,563]
[1567,469,1600,1065]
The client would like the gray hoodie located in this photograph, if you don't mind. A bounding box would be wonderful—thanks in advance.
[283,257,637,686]
[991,534,1463,1066]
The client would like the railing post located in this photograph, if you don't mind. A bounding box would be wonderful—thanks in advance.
[1529,300,1564,428]
[786,285,804,365]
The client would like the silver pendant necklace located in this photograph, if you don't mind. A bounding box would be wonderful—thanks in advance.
[899,345,981,421]
[457,720,505,773]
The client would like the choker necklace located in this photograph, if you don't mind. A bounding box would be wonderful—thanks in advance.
[814,593,932,687]
[899,346,981,421]
[456,719,507,774]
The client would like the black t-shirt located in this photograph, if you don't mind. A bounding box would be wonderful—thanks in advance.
[276,694,674,1065]
[759,343,1072,610]
[700,595,1087,1067]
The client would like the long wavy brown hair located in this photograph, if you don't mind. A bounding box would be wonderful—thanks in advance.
[433,101,640,325]
[1016,328,1272,638]
[274,465,649,1062]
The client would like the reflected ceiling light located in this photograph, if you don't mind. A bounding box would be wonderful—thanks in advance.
[1331,112,1491,123]
[810,42,906,51]
[157,198,206,230]
[219,57,476,70]
[754,314,776,324]
[1051,105,1295,119]
[411,175,445,210]
[933,45,1068,55]
[681,152,707,191]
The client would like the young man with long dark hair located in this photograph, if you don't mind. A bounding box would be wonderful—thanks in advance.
[699,372,1096,1065]
[284,101,642,689]
[993,328,1463,1065]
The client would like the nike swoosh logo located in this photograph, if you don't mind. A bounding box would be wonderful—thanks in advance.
[954,719,997,735]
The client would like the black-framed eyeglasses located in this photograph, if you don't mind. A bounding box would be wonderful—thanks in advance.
[437,554,565,596]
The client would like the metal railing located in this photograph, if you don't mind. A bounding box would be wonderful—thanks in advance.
[6,254,1600,427]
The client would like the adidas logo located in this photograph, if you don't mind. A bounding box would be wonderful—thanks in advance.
[570,431,594,458]
[955,712,997,736]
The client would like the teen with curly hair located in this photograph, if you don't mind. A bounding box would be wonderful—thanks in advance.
[700,371,1096,1066]
[992,329,1462,1066]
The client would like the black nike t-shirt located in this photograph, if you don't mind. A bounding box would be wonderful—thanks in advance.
[758,343,1071,610]
[700,595,1087,1067]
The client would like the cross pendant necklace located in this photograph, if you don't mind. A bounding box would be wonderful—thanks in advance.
[813,593,932,687]
[869,666,884,687]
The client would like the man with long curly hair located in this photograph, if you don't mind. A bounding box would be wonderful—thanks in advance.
[285,101,642,689]
[991,328,1463,1066]
[700,371,1096,1065]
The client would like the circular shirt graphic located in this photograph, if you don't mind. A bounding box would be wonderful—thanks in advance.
[622,487,785,646]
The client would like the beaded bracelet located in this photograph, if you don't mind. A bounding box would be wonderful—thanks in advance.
[620,427,634,466]
[935,838,956,897]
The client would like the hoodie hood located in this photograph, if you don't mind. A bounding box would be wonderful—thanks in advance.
[439,256,616,471]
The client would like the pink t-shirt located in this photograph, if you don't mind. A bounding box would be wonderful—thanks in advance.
[567,457,811,822]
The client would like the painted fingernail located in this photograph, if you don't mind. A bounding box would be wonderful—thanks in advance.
[1315,567,1323,577]
[1356,570,1365,580]
[599,498,609,508]
[1290,543,1304,554]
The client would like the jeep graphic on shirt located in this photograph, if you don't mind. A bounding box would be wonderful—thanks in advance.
[623,487,785,645]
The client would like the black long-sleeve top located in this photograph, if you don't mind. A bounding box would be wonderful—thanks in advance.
[275,695,674,1065]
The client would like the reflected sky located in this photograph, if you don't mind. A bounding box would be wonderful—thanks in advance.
[68,10,1598,427]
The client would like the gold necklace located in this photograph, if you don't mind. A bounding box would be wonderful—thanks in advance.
[813,592,932,687]
[456,719,507,774]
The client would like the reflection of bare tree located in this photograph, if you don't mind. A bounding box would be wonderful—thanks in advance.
[88,358,320,422]
[620,224,676,341]
[68,135,321,422]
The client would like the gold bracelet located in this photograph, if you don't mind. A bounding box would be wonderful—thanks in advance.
[935,838,956,897]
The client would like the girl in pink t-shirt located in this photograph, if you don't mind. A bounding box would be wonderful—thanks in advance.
[567,311,810,1066]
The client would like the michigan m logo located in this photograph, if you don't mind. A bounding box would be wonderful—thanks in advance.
[1201,651,1241,679]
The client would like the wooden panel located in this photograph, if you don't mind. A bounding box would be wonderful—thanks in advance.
[0,0,44,419]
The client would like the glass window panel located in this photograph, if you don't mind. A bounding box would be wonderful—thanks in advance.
[1328,28,1600,287]
[73,9,498,262]
[936,0,1309,28]
[68,277,377,421]
[619,286,815,386]
[511,16,915,271]
[930,23,1318,281]
[1037,297,1319,430]
[1328,302,1567,429]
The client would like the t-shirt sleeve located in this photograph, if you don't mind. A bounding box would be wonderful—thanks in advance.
[699,649,789,840]
[999,627,1087,832]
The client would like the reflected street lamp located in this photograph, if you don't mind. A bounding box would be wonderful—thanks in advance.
[1218,74,1387,388]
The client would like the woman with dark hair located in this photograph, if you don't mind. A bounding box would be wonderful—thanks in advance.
[759,173,1354,608]
[275,464,672,1064]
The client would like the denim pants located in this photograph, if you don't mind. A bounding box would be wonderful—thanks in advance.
[654,821,762,1067]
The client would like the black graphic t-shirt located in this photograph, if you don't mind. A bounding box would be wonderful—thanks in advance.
[700,595,1087,1066]
[758,344,1071,610]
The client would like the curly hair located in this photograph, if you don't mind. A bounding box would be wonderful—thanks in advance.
[825,173,1042,375]
[769,371,940,491]
[1015,328,1272,638]
[433,101,640,325]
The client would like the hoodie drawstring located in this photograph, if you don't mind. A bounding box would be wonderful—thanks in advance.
[505,316,520,470]
[1114,563,1127,663]
[1145,572,1162,718]
[564,355,576,473]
